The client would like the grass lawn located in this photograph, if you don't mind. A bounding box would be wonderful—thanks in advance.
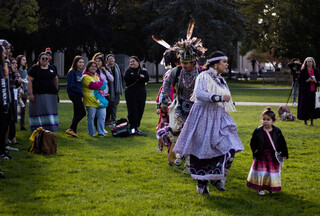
[1,81,319,215]
[58,80,294,103]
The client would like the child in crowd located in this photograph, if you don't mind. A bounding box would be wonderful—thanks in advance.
[246,107,288,196]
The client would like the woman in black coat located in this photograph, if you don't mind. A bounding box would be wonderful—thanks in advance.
[124,56,149,135]
[297,57,320,126]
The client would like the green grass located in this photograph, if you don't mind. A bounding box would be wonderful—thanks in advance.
[59,81,293,103]
[1,82,319,215]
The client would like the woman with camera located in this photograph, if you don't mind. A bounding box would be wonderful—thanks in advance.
[297,57,320,126]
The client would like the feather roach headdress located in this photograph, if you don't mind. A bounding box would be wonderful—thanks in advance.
[152,35,180,69]
[152,18,206,67]
[173,18,207,63]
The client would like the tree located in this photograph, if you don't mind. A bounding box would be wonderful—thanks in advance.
[0,0,39,34]
[240,0,320,62]
[35,0,118,59]
[140,0,246,81]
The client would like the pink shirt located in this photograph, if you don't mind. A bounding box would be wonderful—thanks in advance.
[308,68,315,92]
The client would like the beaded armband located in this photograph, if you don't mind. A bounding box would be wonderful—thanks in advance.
[211,95,223,103]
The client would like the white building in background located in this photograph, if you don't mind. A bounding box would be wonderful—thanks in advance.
[53,51,65,77]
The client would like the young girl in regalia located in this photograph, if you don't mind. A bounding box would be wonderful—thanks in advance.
[246,107,288,196]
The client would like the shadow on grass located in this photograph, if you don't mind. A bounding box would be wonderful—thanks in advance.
[200,189,318,215]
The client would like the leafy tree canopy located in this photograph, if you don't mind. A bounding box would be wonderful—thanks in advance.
[0,0,39,34]
[240,0,320,62]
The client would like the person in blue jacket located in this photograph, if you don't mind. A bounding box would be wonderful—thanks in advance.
[66,56,86,137]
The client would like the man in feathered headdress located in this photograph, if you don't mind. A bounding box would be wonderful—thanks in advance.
[159,19,206,173]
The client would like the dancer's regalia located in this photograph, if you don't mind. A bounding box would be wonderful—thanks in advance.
[160,19,207,171]
[173,51,244,194]
[153,37,179,152]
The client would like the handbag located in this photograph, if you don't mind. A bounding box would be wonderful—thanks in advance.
[264,128,284,166]
[315,87,320,108]
[29,127,57,154]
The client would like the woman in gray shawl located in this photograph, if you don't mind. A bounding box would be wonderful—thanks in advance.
[106,54,123,126]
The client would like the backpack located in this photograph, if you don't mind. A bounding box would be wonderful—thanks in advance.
[111,119,131,137]
[29,127,57,154]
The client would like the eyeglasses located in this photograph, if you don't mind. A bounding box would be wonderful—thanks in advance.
[41,57,49,61]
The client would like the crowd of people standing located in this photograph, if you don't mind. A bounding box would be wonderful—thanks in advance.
[0,38,150,179]
[1,31,318,197]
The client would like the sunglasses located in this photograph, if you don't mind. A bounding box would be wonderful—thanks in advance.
[41,57,49,61]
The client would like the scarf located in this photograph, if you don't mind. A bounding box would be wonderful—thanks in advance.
[191,67,236,113]
[107,63,123,96]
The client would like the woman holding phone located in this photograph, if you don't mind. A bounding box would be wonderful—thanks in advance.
[297,57,320,126]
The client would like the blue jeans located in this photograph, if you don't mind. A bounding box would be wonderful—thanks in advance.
[86,106,106,136]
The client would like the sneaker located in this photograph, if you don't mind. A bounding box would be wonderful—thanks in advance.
[197,181,210,195]
[130,128,136,135]
[66,129,80,138]
[258,190,265,196]
[20,127,27,131]
[0,154,12,160]
[268,191,274,194]
[5,146,19,151]
[104,129,109,134]
[98,134,105,137]
[293,102,297,106]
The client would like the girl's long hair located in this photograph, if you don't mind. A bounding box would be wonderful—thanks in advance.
[16,55,27,70]
[68,55,84,74]
[92,52,104,61]
[95,56,107,68]
[94,56,108,76]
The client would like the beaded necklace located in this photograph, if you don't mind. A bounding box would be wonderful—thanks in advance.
[181,72,196,88]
